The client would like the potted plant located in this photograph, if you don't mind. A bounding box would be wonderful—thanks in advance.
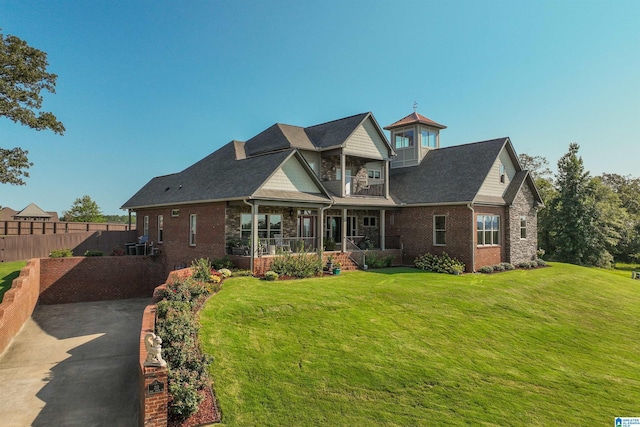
[326,255,334,271]
[332,262,342,275]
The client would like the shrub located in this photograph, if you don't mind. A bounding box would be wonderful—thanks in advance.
[264,271,279,281]
[218,268,232,278]
[414,252,465,275]
[49,248,73,258]
[156,278,214,420]
[517,261,532,269]
[232,269,253,277]
[537,248,546,259]
[479,266,494,274]
[191,258,213,282]
[84,250,103,257]
[536,259,547,267]
[366,253,395,269]
[271,252,323,278]
[168,368,204,417]
[492,264,505,272]
[211,256,234,270]
[500,262,515,271]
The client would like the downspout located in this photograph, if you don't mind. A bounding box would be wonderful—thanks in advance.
[242,199,256,274]
[467,203,475,272]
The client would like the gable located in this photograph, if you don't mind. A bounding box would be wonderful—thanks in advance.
[477,145,517,200]
[261,156,322,193]
[343,118,389,160]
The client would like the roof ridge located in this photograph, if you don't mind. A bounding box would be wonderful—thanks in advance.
[304,112,369,129]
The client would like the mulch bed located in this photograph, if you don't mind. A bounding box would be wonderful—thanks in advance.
[167,386,220,427]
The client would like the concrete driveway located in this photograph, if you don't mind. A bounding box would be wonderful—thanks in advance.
[0,298,150,427]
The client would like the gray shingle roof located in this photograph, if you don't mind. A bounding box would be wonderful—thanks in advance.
[305,112,371,149]
[389,138,508,204]
[121,142,329,209]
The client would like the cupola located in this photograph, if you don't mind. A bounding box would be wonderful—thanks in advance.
[385,110,446,168]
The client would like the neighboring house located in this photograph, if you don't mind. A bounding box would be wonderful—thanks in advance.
[1,203,58,221]
[122,111,543,272]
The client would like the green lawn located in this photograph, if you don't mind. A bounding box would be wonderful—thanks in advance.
[0,261,27,303]
[199,263,640,426]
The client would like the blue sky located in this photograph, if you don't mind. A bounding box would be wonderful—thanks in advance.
[1,0,638,215]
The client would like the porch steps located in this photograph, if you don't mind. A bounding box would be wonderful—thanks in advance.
[323,252,359,271]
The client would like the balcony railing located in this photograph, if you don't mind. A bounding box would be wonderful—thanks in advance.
[350,182,384,197]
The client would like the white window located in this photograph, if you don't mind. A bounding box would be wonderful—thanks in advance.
[500,164,506,183]
[367,169,381,180]
[394,129,414,149]
[143,216,149,238]
[434,215,446,245]
[421,129,437,148]
[477,215,500,246]
[363,216,377,227]
[241,213,282,242]
[520,216,527,239]
[157,215,164,243]
[189,214,196,246]
[171,209,179,217]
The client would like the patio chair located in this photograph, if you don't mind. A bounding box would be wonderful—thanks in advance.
[274,234,291,252]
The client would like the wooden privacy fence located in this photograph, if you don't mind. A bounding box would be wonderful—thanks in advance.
[0,230,138,262]
[1,220,132,236]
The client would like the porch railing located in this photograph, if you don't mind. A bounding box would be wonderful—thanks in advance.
[259,237,317,254]
[350,182,384,197]
[346,238,367,269]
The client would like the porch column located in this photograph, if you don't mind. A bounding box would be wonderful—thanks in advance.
[340,152,346,197]
[384,161,389,199]
[380,210,386,251]
[341,208,347,252]
[317,207,324,253]
[250,203,259,273]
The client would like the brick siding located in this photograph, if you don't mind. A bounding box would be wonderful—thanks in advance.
[134,203,227,273]
[0,259,40,355]
[39,256,166,305]
[385,205,475,272]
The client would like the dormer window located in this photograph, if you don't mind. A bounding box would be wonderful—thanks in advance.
[500,164,506,183]
[394,129,414,149]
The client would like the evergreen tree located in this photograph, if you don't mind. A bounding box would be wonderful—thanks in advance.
[62,195,104,222]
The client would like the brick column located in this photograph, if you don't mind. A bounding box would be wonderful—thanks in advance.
[139,303,168,427]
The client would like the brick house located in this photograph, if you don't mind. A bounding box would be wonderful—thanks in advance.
[121,111,543,273]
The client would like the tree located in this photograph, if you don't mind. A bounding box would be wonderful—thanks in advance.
[547,143,620,267]
[518,153,553,182]
[0,31,65,185]
[62,195,104,223]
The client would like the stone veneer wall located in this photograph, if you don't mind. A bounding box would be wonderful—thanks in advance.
[507,183,539,264]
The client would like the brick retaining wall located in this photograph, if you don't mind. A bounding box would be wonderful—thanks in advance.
[39,256,167,305]
[0,259,41,355]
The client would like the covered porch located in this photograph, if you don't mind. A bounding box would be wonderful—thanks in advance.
[225,201,401,271]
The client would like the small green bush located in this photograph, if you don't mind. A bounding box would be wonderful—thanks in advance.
[191,258,213,282]
[500,262,515,271]
[49,248,73,258]
[264,271,279,281]
[479,266,494,274]
[211,256,234,270]
[366,253,395,269]
[84,250,104,257]
[271,252,323,278]
[517,261,533,269]
[492,264,505,272]
[232,269,253,277]
[414,252,465,275]
[536,259,547,267]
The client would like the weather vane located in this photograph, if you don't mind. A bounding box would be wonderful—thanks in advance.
[413,101,418,112]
